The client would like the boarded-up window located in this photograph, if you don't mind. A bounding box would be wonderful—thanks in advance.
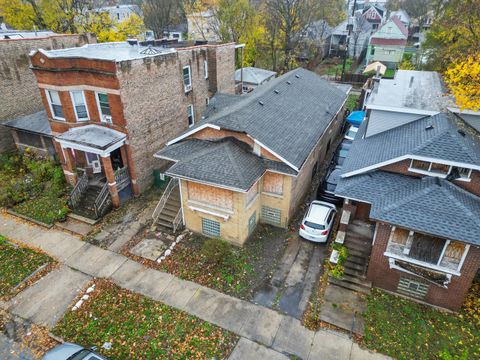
[440,241,465,269]
[245,182,258,206]
[263,172,283,195]
[391,228,409,245]
[188,182,233,210]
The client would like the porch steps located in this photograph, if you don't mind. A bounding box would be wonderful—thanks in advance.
[156,187,181,231]
[71,185,104,220]
[328,277,371,295]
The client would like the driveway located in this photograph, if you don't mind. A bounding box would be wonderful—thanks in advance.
[253,234,328,318]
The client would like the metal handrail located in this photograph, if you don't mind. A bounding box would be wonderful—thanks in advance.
[68,170,88,208]
[152,178,178,222]
[173,209,183,233]
[94,182,111,218]
[115,166,130,192]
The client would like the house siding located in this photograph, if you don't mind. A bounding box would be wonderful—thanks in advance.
[367,222,480,311]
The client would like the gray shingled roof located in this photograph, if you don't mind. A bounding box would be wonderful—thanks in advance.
[336,171,480,245]
[184,68,349,170]
[203,93,243,118]
[235,67,277,85]
[341,113,480,176]
[3,111,52,136]
[155,138,296,191]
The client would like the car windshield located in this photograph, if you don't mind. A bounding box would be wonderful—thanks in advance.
[304,221,325,230]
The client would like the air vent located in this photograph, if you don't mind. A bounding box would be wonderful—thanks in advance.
[425,124,434,130]
[286,81,292,85]
[259,101,264,106]
[458,129,466,137]
[295,74,300,78]
[274,89,279,94]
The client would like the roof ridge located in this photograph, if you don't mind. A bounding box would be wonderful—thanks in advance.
[224,141,248,185]
[441,180,480,225]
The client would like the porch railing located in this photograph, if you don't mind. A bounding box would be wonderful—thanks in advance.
[152,178,178,223]
[94,182,112,218]
[173,209,183,233]
[115,166,130,192]
[68,170,88,209]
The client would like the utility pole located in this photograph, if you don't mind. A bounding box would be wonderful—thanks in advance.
[341,0,357,81]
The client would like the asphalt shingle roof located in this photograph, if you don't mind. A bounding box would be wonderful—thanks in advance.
[3,111,51,136]
[234,67,277,85]
[341,113,480,176]
[336,171,480,245]
[155,138,296,191]
[185,68,349,170]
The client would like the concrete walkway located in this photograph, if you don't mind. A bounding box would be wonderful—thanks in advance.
[0,213,389,360]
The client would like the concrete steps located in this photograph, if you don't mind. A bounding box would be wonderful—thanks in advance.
[71,185,105,220]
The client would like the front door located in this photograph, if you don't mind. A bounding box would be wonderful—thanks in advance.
[86,152,102,174]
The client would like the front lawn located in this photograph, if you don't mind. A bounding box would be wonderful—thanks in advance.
[0,153,68,224]
[53,281,238,360]
[363,289,480,360]
[0,235,53,299]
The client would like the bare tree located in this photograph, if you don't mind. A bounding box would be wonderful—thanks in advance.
[351,12,370,58]
[142,0,183,37]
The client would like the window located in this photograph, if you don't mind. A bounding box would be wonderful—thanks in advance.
[70,91,89,121]
[47,90,64,120]
[411,160,430,171]
[456,167,472,180]
[370,47,375,55]
[397,278,429,299]
[430,162,449,175]
[183,65,192,92]
[409,159,452,177]
[96,92,111,122]
[206,97,210,105]
[263,172,283,195]
[187,105,195,127]
[204,60,208,79]
[202,218,220,237]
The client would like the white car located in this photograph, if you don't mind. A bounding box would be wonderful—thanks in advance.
[299,201,337,243]
[344,126,359,141]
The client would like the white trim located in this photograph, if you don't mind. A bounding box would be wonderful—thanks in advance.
[187,104,195,127]
[46,89,65,121]
[178,179,185,226]
[437,240,450,266]
[447,107,480,116]
[56,137,126,157]
[389,260,450,288]
[164,124,221,146]
[38,83,121,95]
[457,244,470,272]
[183,65,192,92]
[95,91,112,123]
[365,104,439,116]
[372,223,378,245]
[188,200,234,214]
[384,251,461,276]
[261,191,283,199]
[204,59,208,79]
[70,90,90,122]
[250,137,299,172]
[108,181,117,186]
[188,205,230,220]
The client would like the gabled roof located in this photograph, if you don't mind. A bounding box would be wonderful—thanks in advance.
[3,111,51,136]
[372,16,408,40]
[235,67,277,85]
[155,138,296,192]
[341,113,480,177]
[390,15,409,36]
[362,5,384,20]
[390,9,410,24]
[169,68,349,171]
[335,171,480,246]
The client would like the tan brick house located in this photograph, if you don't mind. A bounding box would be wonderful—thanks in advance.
[154,68,350,245]
[335,112,480,311]
[14,40,235,219]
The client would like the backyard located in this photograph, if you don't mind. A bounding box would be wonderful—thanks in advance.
[363,287,480,360]
[0,235,54,300]
[53,280,238,360]
[0,153,68,225]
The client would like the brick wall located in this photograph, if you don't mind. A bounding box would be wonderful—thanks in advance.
[454,170,480,197]
[207,44,235,95]
[367,222,480,311]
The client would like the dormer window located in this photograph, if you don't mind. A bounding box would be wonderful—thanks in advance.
[409,159,472,181]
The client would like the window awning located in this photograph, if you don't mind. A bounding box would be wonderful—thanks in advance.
[55,124,126,156]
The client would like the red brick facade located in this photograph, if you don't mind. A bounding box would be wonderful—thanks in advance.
[367,222,480,311]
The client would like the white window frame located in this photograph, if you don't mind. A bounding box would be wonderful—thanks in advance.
[95,92,112,123]
[183,65,192,92]
[187,104,195,127]
[204,60,208,79]
[70,90,89,121]
[46,90,65,121]
[409,159,452,178]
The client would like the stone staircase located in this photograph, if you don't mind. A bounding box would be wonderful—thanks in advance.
[155,186,181,230]
[328,220,374,294]
[71,184,104,220]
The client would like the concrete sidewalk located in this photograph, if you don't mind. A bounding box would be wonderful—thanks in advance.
[0,213,389,360]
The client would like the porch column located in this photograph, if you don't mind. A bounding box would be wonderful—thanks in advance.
[124,142,140,195]
[101,154,121,208]
[57,143,77,186]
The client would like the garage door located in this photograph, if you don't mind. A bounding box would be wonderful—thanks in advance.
[261,206,281,226]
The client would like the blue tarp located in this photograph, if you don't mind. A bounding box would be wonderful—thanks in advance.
[346,111,365,126]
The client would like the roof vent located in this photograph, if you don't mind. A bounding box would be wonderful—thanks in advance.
[458,129,466,137]
[274,89,279,94]
[425,124,434,131]
[295,74,301,78]
[409,76,414,88]
[139,45,161,55]
[259,101,264,106]
[286,81,292,85]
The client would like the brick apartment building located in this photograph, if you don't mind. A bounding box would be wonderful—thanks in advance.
[0,31,96,152]
[154,68,350,245]
[10,40,235,219]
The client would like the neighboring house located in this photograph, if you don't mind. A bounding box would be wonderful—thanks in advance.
[410,10,434,42]
[329,15,372,59]
[335,112,480,311]
[94,4,141,22]
[187,10,219,42]
[362,5,385,31]
[235,67,277,94]
[390,9,410,28]
[153,68,350,245]
[297,20,333,62]
[365,16,408,68]
[0,32,96,153]
[162,23,187,42]
[11,41,235,219]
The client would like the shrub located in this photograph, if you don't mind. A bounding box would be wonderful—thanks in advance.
[329,243,348,279]
[200,238,233,265]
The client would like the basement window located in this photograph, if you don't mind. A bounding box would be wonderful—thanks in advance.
[47,90,65,120]
[183,65,192,92]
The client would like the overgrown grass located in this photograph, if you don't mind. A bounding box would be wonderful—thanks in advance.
[0,235,52,299]
[346,94,360,112]
[0,153,68,224]
[53,281,238,360]
[318,58,354,76]
[363,289,480,360]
